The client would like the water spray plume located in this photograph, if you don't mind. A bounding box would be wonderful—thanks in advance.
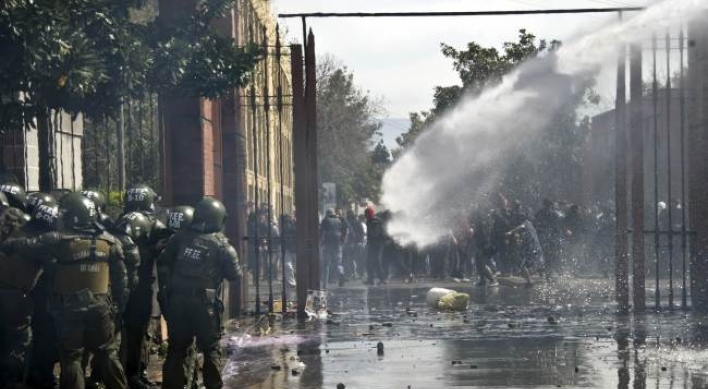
[381,0,706,248]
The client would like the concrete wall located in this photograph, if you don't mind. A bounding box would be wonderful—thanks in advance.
[2,110,82,191]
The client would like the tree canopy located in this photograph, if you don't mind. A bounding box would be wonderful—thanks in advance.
[0,0,260,132]
[317,56,390,207]
[395,29,597,203]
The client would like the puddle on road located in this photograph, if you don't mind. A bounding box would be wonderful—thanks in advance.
[223,280,708,389]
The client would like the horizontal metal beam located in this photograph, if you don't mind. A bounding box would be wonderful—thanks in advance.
[279,7,645,19]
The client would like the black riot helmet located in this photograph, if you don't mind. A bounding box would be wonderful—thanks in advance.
[191,197,227,233]
[124,184,159,213]
[59,192,98,230]
[166,206,195,232]
[32,203,60,232]
[26,192,57,215]
[113,212,151,243]
[0,183,26,211]
[81,190,107,212]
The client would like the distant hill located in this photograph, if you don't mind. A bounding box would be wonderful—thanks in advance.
[377,118,411,151]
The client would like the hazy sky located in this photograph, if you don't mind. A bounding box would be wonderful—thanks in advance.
[272,0,647,119]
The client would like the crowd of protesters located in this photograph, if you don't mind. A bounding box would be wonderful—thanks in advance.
[245,192,636,289]
[311,193,620,288]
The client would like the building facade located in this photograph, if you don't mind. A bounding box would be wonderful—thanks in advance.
[2,111,83,191]
[585,90,687,225]
[160,0,294,221]
[238,0,295,216]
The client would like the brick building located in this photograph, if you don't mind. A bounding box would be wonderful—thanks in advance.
[160,0,294,229]
[159,0,295,314]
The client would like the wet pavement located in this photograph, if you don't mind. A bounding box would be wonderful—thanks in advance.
[222,279,708,389]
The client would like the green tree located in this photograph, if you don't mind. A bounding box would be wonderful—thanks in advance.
[317,56,385,206]
[394,111,431,153]
[396,30,560,152]
[395,29,595,202]
[0,0,260,190]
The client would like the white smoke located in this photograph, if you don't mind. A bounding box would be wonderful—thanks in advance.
[381,0,706,248]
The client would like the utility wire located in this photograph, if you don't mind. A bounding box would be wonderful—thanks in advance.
[279,7,644,19]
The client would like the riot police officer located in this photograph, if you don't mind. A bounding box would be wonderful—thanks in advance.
[156,206,200,389]
[159,197,241,389]
[82,189,114,229]
[121,184,166,389]
[81,211,148,389]
[112,212,149,293]
[157,205,195,309]
[26,202,62,389]
[1,193,129,389]
[0,203,35,388]
[26,191,57,216]
[0,182,27,212]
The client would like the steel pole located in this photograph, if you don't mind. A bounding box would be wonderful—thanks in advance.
[652,33,660,310]
[276,26,288,313]
[679,28,688,309]
[665,31,674,310]
[615,13,630,312]
[250,81,261,316]
[263,27,274,314]
[630,42,646,313]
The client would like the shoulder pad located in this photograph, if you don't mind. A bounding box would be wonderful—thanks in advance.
[219,241,238,257]
[151,218,167,232]
[96,231,119,245]
[213,232,230,244]
[116,234,136,247]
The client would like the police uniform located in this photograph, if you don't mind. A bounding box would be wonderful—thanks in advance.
[156,206,202,389]
[93,227,140,388]
[5,228,129,389]
[26,203,61,389]
[159,229,241,389]
[119,185,167,388]
[122,215,165,388]
[0,208,37,387]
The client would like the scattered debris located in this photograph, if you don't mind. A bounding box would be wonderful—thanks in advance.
[427,287,470,312]
[291,361,306,376]
[305,290,328,319]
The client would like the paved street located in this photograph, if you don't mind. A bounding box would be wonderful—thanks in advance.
[217,278,708,389]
